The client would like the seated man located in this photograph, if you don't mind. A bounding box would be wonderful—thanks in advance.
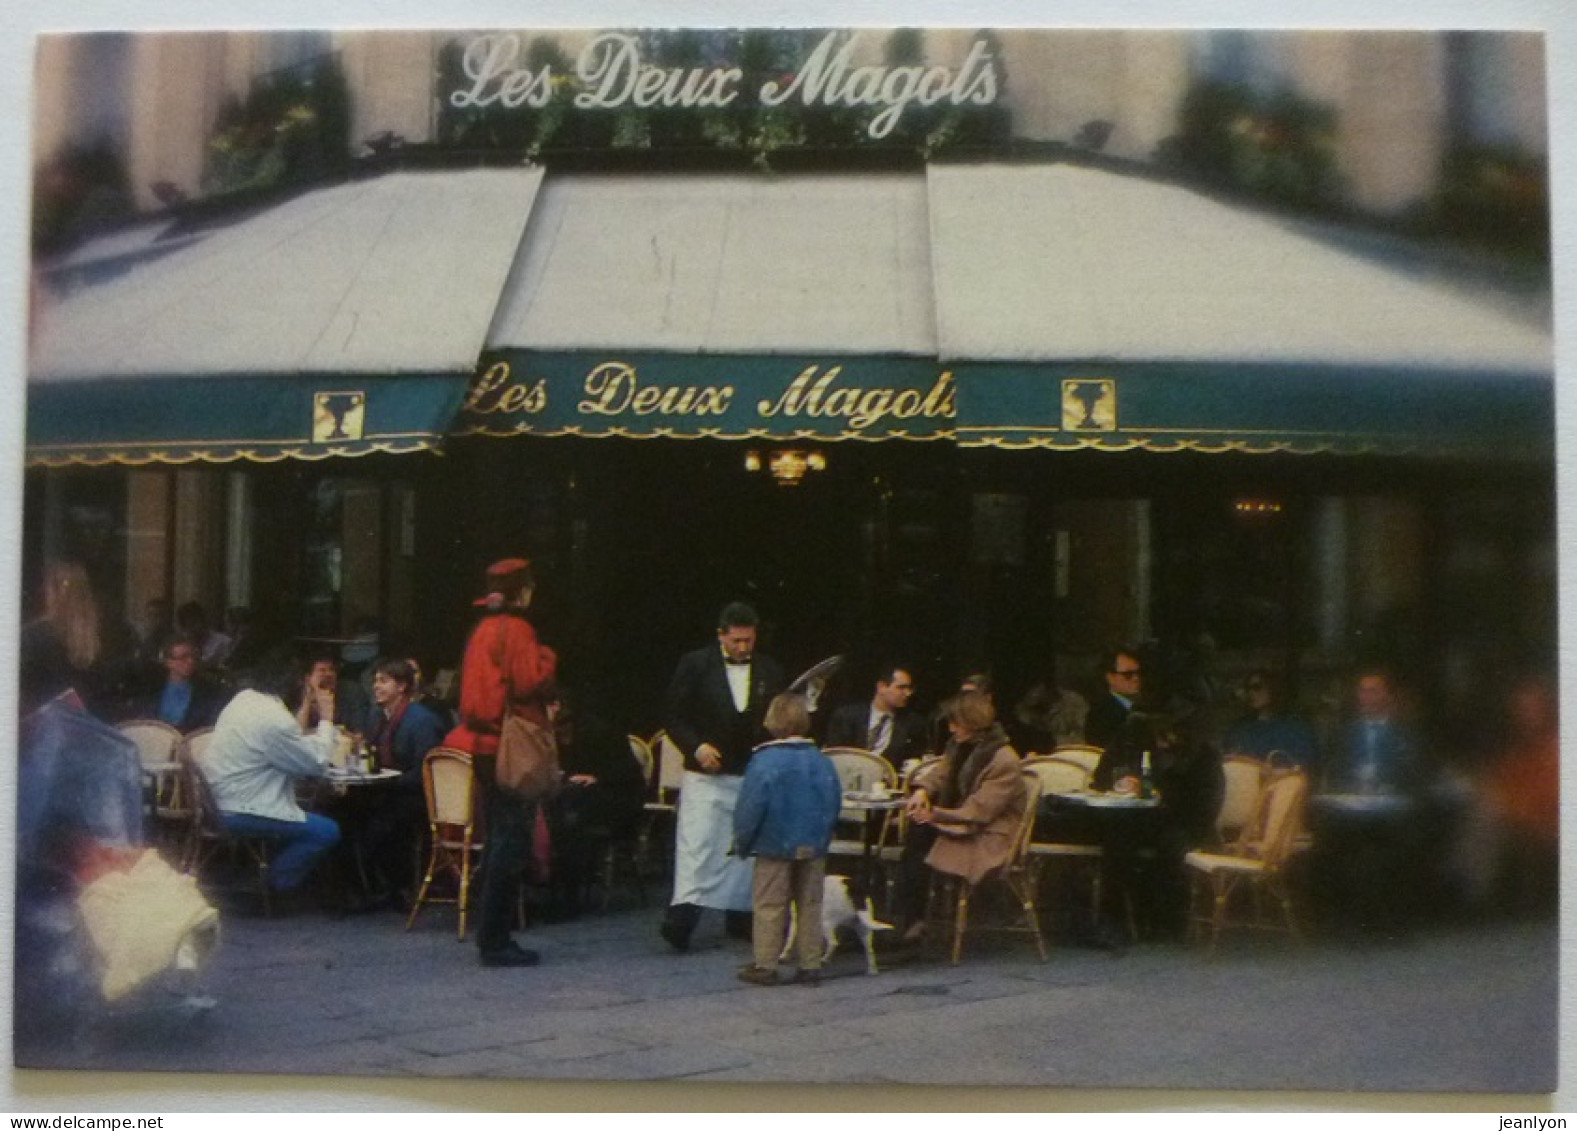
[824,662,928,769]
[546,687,648,920]
[198,649,340,896]
[1310,666,1429,936]
[176,600,232,669]
[300,650,371,731]
[1329,667,1422,794]
[356,657,449,907]
[1012,664,1088,752]
[139,632,227,732]
[1085,646,1144,752]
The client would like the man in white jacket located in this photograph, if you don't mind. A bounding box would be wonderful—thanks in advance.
[199,650,340,892]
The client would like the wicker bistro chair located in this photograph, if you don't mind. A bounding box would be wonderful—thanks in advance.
[117,718,189,847]
[178,727,215,868]
[586,739,652,912]
[825,748,902,886]
[826,747,899,825]
[873,755,942,907]
[1184,768,1310,954]
[926,768,1050,966]
[639,731,686,878]
[1049,744,1103,777]
[180,730,275,917]
[628,734,655,786]
[1216,754,1266,844]
[1020,755,1105,927]
[406,747,486,940]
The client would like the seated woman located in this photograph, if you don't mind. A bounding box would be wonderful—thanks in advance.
[545,688,648,920]
[357,657,449,909]
[1221,669,1319,773]
[897,689,1026,942]
[198,648,340,900]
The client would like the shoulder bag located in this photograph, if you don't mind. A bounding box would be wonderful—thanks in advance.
[488,616,561,800]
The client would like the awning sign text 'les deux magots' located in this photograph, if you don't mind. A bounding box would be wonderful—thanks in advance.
[464,360,957,432]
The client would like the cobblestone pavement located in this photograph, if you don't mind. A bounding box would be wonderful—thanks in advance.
[9,884,1559,1110]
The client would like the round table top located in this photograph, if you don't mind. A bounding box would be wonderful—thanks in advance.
[1046,789,1161,810]
[1311,791,1413,815]
[325,767,402,785]
[842,791,904,810]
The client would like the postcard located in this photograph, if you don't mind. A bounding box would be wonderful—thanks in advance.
[5,7,1568,1116]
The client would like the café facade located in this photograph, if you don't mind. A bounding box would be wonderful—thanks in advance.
[23,28,1555,742]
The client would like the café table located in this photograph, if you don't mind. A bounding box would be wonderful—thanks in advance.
[1038,788,1164,944]
[325,767,403,789]
[303,767,405,907]
[1309,791,1414,817]
[1307,789,1428,935]
[1043,789,1162,812]
[840,790,905,903]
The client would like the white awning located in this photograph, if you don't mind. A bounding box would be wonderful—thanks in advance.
[926,163,1552,374]
[32,168,545,381]
[485,172,937,356]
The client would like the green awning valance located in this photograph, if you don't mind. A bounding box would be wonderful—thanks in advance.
[952,361,1554,460]
[454,351,956,442]
[26,372,472,466]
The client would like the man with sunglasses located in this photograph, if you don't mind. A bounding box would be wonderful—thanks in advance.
[1086,646,1144,753]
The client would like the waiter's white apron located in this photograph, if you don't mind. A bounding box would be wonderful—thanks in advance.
[670,770,754,911]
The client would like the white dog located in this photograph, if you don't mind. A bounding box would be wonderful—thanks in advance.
[781,874,893,975]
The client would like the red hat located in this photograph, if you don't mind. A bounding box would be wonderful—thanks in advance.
[473,557,533,608]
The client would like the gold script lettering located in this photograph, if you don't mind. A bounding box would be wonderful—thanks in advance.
[578,362,733,417]
[756,366,955,429]
[464,362,549,416]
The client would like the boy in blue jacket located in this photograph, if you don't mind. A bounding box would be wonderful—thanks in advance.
[733,692,844,986]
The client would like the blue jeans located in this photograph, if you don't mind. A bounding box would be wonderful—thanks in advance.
[220,811,341,891]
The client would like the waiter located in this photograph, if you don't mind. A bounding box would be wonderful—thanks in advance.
[659,601,785,952]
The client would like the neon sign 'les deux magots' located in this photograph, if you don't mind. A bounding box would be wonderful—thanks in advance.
[451,31,999,140]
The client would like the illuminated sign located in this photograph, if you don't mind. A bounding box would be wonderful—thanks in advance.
[450,30,1001,141]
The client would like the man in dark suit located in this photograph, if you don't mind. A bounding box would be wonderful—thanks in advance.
[824,662,929,769]
[1085,645,1144,752]
[1314,666,1430,936]
[1331,667,1422,792]
[659,602,786,952]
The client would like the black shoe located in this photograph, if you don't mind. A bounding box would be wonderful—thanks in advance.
[659,919,692,953]
[736,964,777,986]
[480,941,541,968]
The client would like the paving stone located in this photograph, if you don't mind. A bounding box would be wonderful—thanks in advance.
[510,1040,753,1081]
[14,902,1556,1096]
[395,1019,554,1057]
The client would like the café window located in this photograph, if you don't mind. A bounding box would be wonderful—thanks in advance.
[1152,494,1312,653]
[300,476,385,638]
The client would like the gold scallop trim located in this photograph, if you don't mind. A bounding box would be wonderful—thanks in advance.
[955,434,1507,457]
[26,436,444,468]
[452,423,955,444]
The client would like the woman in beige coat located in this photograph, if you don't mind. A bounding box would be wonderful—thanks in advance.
[898,690,1025,940]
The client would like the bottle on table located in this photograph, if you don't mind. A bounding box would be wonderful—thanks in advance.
[1139,750,1155,800]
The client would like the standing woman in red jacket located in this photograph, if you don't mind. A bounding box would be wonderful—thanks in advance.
[444,558,558,967]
